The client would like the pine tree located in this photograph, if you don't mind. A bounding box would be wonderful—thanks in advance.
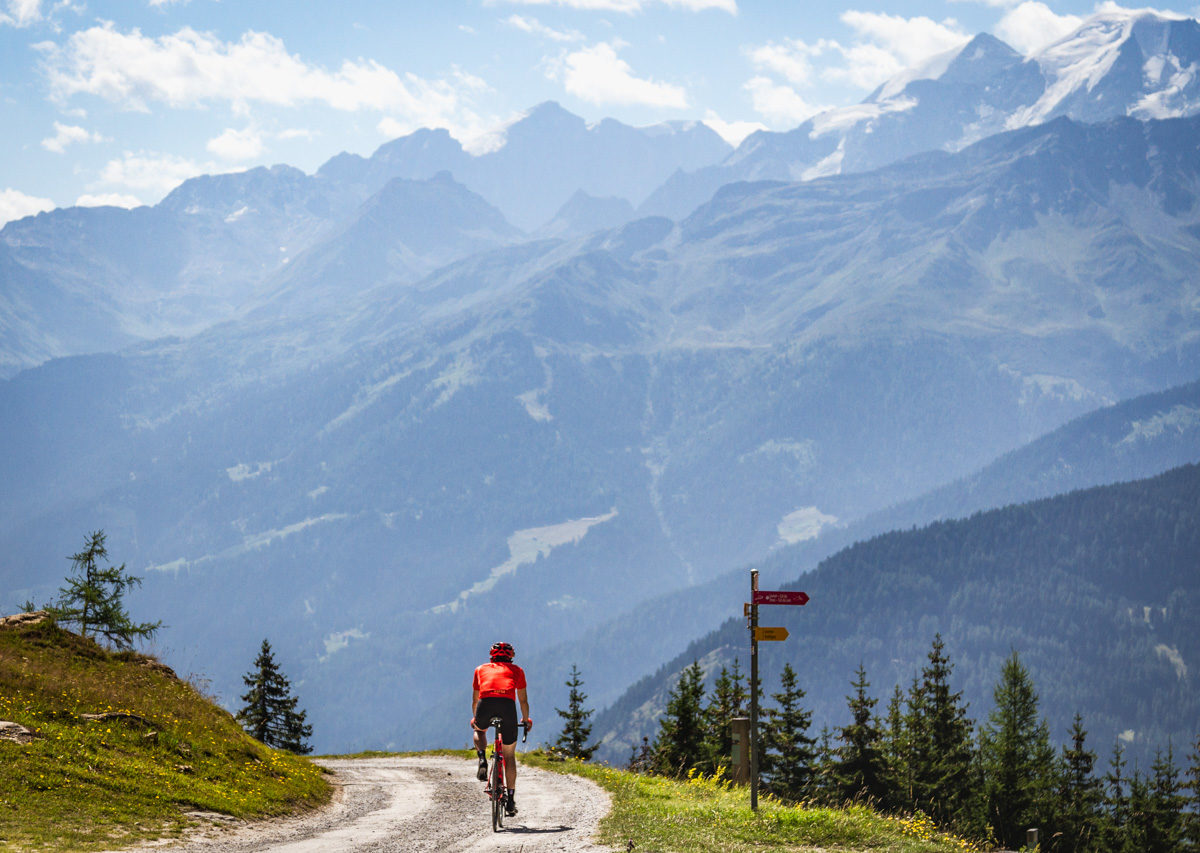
[1184,734,1200,853]
[237,639,313,754]
[812,725,838,806]
[49,530,161,649]
[1057,713,1104,853]
[1123,769,1151,853]
[977,651,1056,849]
[882,681,914,812]
[907,635,975,829]
[554,664,597,760]
[1100,741,1129,851]
[761,662,815,801]
[700,659,747,774]
[651,660,706,776]
[1145,745,1185,851]
[832,663,888,806]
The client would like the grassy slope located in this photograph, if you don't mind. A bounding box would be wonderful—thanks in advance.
[523,751,977,853]
[0,615,330,852]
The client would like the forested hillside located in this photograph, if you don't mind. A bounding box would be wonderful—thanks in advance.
[595,463,1200,769]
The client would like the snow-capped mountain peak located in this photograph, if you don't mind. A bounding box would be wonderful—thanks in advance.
[1013,8,1200,128]
[648,9,1200,221]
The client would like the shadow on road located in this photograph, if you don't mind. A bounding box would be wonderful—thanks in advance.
[503,825,574,835]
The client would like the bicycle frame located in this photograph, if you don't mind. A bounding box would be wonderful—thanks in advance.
[478,716,529,832]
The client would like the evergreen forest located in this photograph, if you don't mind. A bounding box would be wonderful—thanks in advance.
[596,463,1200,786]
[639,639,1200,851]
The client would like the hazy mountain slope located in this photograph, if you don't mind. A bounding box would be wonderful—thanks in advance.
[256,172,524,319]
[2,114,1199,752]
[0,166,347,378]
[538,190,638,239]
[313,102,731,231]
[468,104,730,229]
[528,376,1200,719]
[0,107,728,378]
[593,463,1200,768]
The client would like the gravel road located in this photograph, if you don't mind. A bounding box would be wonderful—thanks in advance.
[118,755,614,852]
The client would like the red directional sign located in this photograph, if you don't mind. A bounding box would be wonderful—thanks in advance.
[753,590,809,606]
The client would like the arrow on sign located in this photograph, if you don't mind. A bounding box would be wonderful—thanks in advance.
[753,590,809,606]
[754,626,789,642]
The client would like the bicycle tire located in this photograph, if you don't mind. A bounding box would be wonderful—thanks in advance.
[490,753,503,831]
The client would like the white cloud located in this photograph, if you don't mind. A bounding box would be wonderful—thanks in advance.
[41,121,106,153]
[947,0,1021,6]
[555,42,688,108]
[74,192,143,208]
[488,0,736,12]
[995,2,1083,54]
[41,23,494,142]
[0,188,55,226]
[746,11,969,116]
[278,127,317,140]
[745,76,824,127]
[747,39,822,87]
[662,0,736,10]
[821,41,908,90]
[702,110,766,146]
[97,151,218,198]
[1095,1,1188,18]
[506,14,583,42]
[839,11,970,68]
[206,126,264,161]
[0,0,42,27]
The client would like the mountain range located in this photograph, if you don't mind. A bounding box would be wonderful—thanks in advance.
[7,8,1200,379]
[643,9,1200,219]
[2,7,1199,753]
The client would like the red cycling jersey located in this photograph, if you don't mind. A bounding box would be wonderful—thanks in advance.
[473,661,527,700]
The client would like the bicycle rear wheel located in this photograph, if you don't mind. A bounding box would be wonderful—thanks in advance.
[490,754,504,831]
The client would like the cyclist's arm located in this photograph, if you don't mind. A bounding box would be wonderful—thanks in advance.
[517,687,530,725]
[471,688,480,725]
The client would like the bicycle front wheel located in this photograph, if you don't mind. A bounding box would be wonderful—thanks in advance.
[490,756,503,831]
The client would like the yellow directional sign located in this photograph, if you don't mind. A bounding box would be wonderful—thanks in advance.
[754,626,789,642]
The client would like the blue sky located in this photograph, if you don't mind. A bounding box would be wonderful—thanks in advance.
[2,0,1196,224]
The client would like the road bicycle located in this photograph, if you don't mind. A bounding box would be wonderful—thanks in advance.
[479,716,529,832]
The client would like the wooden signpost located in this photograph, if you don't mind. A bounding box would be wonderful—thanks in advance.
[746,569,808,811]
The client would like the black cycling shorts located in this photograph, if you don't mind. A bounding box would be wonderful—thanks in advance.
[475,697,519,744]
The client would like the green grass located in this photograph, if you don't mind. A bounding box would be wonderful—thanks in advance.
[0,617,330,852]
[522,752,980,853]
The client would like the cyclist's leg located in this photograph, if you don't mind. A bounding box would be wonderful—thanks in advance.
[496,700,519,788]
[502,740,517,786]
[474,699,499,782]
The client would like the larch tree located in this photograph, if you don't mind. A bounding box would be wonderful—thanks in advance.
[50,530,161,649]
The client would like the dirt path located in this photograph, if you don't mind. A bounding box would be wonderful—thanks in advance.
[118,755,614,852]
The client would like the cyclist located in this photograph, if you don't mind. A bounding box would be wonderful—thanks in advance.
[471,641,532,817]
